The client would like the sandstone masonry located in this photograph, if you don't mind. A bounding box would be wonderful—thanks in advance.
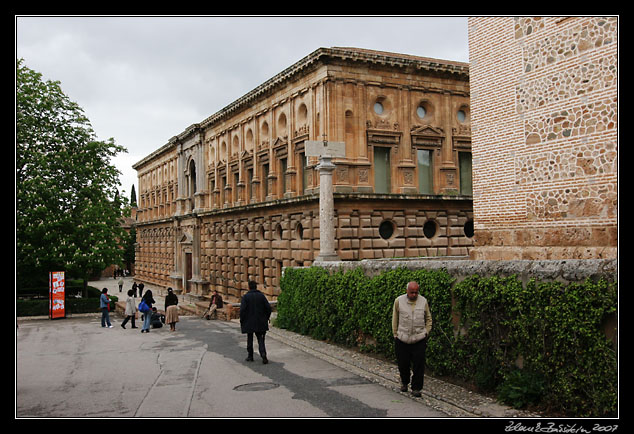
[133,47,473,300]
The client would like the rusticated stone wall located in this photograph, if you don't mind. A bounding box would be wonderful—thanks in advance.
[135,194,473,301]
[468,17,617,260]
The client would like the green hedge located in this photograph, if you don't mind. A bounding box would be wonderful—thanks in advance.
[276,266,617,417]
[17,287,118,317]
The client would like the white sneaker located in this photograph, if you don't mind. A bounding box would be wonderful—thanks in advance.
[108,325,114,328]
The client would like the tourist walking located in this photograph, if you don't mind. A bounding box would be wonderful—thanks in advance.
[121,289,138,329]
[140,290,155,333]
[100,288,113,328]
[240,280,272,364]
[392,281,432,397]
[118,277,124,292]
[164,287,179,331]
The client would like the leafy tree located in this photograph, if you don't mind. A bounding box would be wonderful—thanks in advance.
[16,59,130,293]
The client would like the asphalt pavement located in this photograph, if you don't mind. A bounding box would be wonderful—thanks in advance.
[16,277,539,419]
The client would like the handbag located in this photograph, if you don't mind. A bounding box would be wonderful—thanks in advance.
[138,300,150,313]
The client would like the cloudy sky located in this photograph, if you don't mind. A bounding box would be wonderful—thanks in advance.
[16,15,470,198]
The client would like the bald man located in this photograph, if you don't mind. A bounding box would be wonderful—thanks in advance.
[392,281,432,397]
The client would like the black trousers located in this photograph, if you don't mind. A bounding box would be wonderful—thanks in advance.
[247,332,267,358]
[121,315,136,328]
[394,337,428,391]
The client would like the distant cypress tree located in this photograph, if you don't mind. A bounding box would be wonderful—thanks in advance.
[130,184,137,207]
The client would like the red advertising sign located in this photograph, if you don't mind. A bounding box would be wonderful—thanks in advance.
[49,271,66,319]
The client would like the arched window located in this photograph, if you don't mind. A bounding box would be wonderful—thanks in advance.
[189,159,197,197]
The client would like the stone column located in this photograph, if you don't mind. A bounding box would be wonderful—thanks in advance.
[315,155,340,261]
[190,219,208,295]
[169,220,183,292]
[175,143,187,216]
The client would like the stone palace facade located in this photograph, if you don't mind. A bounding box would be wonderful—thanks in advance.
[133,47,474,300]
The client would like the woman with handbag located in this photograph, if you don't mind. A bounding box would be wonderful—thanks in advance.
[140,290,155,333]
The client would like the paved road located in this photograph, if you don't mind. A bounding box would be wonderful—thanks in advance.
[16,314,447,418]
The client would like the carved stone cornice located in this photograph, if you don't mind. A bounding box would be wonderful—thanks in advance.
[197,47,468,131]
[134,47,469,171]
[411,125,445,147]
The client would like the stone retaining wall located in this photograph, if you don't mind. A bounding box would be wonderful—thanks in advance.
[312,257,618,285]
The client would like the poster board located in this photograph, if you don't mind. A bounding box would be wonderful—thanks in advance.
[49,271,66,319]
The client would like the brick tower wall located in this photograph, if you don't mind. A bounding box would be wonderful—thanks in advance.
[467,17,617,260]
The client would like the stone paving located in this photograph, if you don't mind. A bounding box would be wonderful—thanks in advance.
[265,326,540,418]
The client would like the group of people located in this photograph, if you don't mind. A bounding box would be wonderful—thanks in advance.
[98,279,274,365]
[125,286,180,333]
[100,277,431,395]
[99,282,179,333]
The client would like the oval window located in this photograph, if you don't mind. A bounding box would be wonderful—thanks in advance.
[464,220,474,238]
[417,106,426,119]
[423,220,437,238]
[374,102,384,115]
[379,220,395,240]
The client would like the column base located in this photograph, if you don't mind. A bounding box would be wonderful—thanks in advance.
[315,253,341,262]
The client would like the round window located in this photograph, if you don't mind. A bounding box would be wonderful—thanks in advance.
[423,220,437,238]
[379,220,395,240]
[417,106,426,119]
[374,102,384,115]
[457,110,467,123]
[464,220,474,238]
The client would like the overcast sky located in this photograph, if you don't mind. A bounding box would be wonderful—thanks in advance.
[16,15,470,198]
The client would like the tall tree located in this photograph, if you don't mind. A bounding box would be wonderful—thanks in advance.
[16,59,130,291]
[130,184,137,207]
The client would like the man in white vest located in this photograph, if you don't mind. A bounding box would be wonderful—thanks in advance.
[392,281,433,397]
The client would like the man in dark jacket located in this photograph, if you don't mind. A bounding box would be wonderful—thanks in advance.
[240,280,272,364]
